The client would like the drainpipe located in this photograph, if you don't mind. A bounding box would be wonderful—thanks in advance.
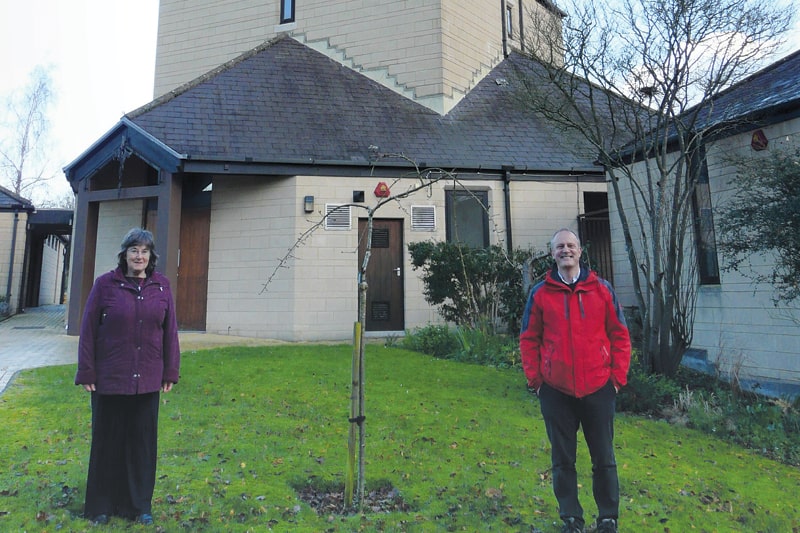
[6,208,20,309]
[502,166,514,253]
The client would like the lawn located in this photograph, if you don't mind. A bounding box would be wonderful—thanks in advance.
[1,345,798,532]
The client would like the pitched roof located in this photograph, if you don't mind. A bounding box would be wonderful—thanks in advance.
[0,185,34,211]
[695,48,800,129]
[127,36,599,174]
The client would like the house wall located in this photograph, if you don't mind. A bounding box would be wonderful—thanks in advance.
[93,200,146,278]
[38,235,66,306]
[201,174,602,341]
[510,179,608,257]
[0,210,29,315]
[608,118,800,394]
[695,120,800,393]
[154,0,559,114]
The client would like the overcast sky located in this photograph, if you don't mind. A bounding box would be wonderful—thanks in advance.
[1,0,798,203]
[1,0,159,201]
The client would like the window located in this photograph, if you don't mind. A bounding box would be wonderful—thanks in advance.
[505,5,514,38]
[445,190,489,247]
[280,0,295,24]
[691,148,720,284]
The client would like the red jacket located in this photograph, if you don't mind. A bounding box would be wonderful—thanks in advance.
[520,266,631,398]
[75,267,181,395]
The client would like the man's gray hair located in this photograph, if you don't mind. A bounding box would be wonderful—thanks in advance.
[549,228,581,250]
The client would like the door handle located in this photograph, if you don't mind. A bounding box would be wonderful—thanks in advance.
[393,267,401,277]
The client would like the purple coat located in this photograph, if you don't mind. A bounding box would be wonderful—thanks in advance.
[75,267,181,395]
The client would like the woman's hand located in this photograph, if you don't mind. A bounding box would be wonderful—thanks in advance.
[161,381,175,393]
[82,384,96,392]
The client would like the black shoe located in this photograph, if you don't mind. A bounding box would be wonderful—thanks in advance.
[561,517,585,533]
[89,514,109,525]
[596,518,618,532]
[136,513,154,525]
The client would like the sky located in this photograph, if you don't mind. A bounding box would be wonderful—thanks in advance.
[1,0,159,202]
[1,0,798,204]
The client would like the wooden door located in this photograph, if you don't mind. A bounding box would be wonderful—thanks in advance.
[176,204,210,330]
[358,218,404,331]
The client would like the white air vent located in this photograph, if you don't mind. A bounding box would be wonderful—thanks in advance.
[411,205,436,231]
[325,204,351,230]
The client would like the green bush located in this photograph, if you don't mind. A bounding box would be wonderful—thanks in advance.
[401,324,521,369]
[400,324,460,357]
[407,241,549,334]
[617,362,681,415]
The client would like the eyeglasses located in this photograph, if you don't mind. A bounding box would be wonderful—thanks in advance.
[127,247,151,256]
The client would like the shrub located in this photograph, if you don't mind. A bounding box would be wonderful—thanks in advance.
[617,362,681,415]
[407,241,549,334]
[452,326,520,369]
[400,325,460,358]
[401,325,522,369]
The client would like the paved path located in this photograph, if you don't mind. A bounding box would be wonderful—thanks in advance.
[0,305,76,394]
[0,305,287,396]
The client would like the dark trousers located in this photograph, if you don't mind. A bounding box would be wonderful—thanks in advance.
[539,381,619,523]
[84,392,160,519]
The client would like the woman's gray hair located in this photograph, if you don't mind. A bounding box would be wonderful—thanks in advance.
[117,228,159,276]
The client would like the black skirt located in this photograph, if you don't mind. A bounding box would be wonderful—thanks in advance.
[84,392,160,519]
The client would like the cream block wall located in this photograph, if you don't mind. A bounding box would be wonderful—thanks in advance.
[203,172,600,341]
[510,179,608,256]
[38,236,65,306]
[154,0,556,114]
[206,176,300,339]
[693,120,800,387]
[0,211,29,314]
[207,173,589,340]
[94,200,146,278]
[608,119,800,390]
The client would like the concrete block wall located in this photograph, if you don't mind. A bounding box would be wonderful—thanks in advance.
[94,200,146,279]
[607,118,800,394]
[0,211,29,314]
[693,119,800,391]
[201,173,597,341]
[38,235,65,306]
[154,0,558,114]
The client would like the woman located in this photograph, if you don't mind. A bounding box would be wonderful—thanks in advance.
[75,228,181,525]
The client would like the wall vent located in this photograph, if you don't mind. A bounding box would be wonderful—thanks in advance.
[411,205,436,231]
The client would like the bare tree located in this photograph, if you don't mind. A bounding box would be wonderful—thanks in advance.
[511,0,793,376]
[0,66,56,200]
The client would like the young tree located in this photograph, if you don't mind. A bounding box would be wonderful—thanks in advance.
[262,158,472,510]
[716,146,800,304]
[512,0,793,375]
[0,66,56,200]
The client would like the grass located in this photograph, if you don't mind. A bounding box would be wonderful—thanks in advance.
[1,344,799,532]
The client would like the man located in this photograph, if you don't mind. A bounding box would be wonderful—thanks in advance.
[520,228,631,533]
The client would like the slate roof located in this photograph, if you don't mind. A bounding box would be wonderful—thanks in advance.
[127,36,599,174]
[0,185,34,211]
[695,48,800,129]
